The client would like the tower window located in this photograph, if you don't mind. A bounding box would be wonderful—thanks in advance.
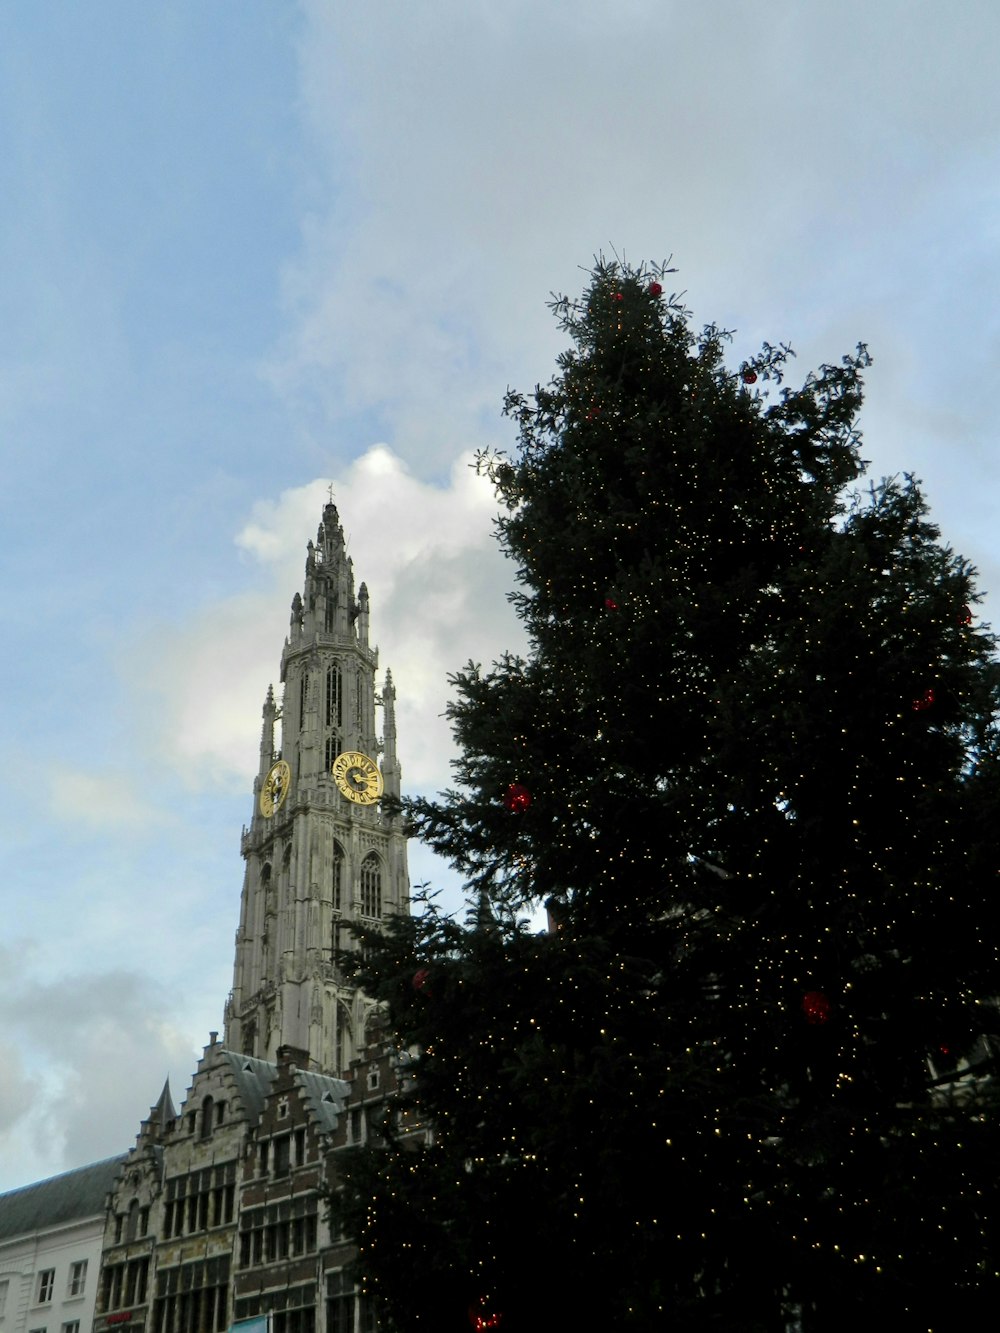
[299,672,308,727]
[326,664,342,728]
[324,733,341,774]
[360,854,382,919]
[332,841,344,911]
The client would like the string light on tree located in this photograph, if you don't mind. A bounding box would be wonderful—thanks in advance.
[468,1297,503,1331]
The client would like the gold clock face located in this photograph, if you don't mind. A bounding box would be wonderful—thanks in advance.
[259,760,291,817]
[331,750,383,805]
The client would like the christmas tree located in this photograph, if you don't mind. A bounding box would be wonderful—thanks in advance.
[338,257,1000,1331]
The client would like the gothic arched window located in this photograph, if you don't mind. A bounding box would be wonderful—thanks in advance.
[299,671,308,728]
[326,663,342,728]
[324,732,341,774]
[360,854,382,919]
[332,840,344,912]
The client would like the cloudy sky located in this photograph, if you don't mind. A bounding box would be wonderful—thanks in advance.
[2,0,999,1191]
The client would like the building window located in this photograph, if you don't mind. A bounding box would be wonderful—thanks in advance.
[37,1270,55,1304]
[201,1095,214,1140]
[215,1100,226,1127]
[326,663,342,727]
[331,840,344,911]
[324,732,341,773]
[299,672,308,727]
[327,1272,354,1333]
[272,1135,290,1178]
[360,853,382,919]
[62,1323,80,1333]
[153,1256,229,1333]
[68,1260,88,1297]
[0,1279,8,1316]
[126,1198,140,1242]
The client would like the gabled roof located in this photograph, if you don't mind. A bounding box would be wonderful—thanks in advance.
[219,1051,280,1126]
[295,1069,351,1133]
[0,1155,126,1240]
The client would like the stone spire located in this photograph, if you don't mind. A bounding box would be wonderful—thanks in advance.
[225,496,409,1076]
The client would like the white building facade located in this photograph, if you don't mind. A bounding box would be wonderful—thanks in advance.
[0,1157,125,1333]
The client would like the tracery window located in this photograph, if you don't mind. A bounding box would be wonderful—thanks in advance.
[332,840,344,912]
[326,664,342,728]
[360,854,382,919]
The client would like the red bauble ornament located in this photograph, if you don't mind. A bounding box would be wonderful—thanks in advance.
[742,369,758,384]
[412,968,432,996]
[604,596,619,611]
[801,991,831,1025]
[469,1298,503,1331]
[613,291,624,302]
[504,782,531,813]
[648,281,663,297]
[911,687,936,712]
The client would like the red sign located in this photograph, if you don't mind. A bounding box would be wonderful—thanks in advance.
[107,1313,132,1325]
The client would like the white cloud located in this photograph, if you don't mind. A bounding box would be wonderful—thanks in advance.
[0,948,197,1189]
[48,764,170,832]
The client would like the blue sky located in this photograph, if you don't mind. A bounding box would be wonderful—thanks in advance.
[2,0,1000,1190]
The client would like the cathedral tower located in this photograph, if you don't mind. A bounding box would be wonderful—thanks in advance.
[224,498,408,1074]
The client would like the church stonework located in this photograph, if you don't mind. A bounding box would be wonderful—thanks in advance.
[87,499,413,1333]
[226,498,409,1075]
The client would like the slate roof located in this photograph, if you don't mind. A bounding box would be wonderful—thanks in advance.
[0,1155,126,1240]
[295,1069,351,1133]
[220,1050,280,1125]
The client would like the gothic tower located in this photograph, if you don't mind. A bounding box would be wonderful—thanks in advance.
[224,498,408,1075]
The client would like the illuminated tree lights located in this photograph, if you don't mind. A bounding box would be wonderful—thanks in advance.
[502,782,532,813]
[336,257,1000,1331]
